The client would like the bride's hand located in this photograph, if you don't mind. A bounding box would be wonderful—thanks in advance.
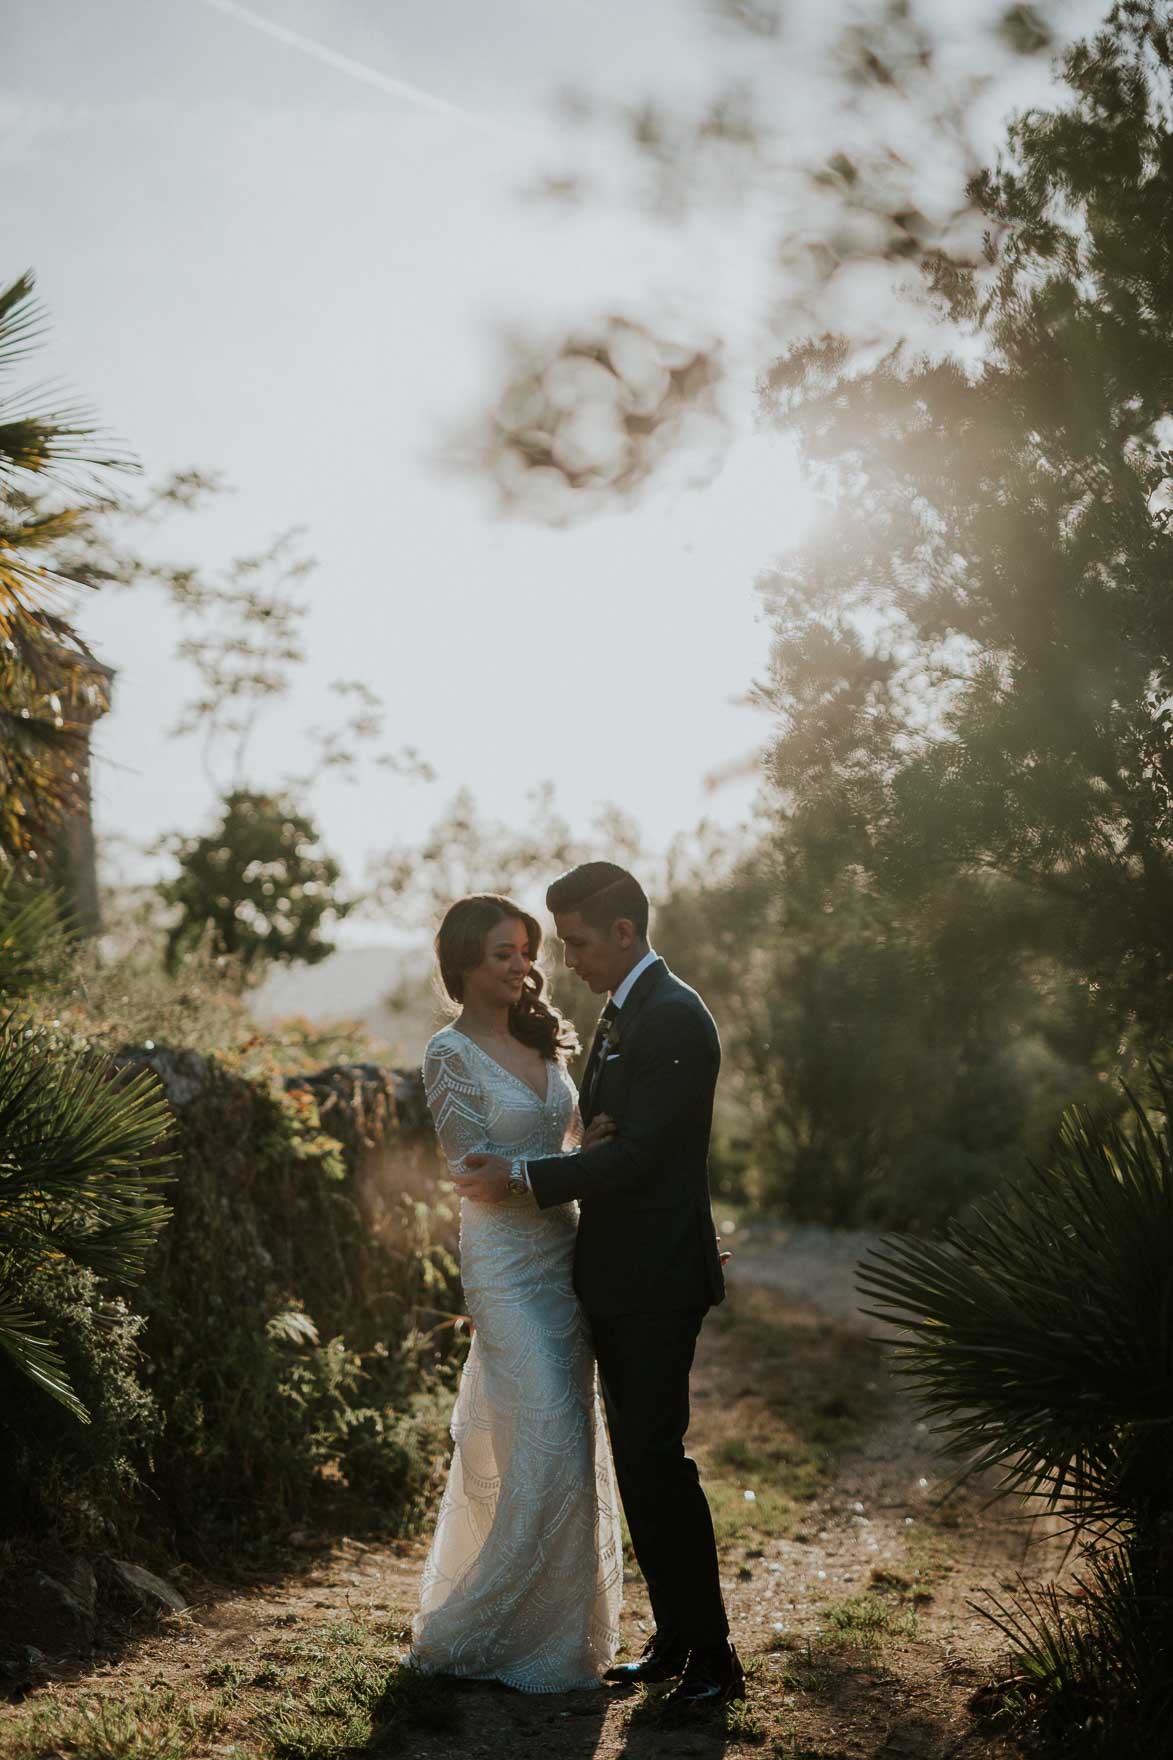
[582,1112,617,1150]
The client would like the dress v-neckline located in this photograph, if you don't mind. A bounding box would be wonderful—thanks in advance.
[449,1028,551,1107]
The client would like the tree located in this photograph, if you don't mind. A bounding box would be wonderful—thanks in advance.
[471,2,1070,519]
[0,279,175,1422]
[434,3,1153,1225]
[159,788,353,978]
[0,271,133,867]
[760,1,1173,1045]
[653,819,1110,1222]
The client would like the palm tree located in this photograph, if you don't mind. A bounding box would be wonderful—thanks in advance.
[0,873,175,1420]
[0,276,173,1422]
[0,269,133,866]
[858,1073,1173,1749]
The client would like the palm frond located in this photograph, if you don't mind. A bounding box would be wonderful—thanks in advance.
[266,1308,321,1347]
[0,383,135,486]
[0,604,108,859]
[857,1072,1173,1530]
[975,1546,1173,1751]
[0,1283,89,1422]
[0,873,72,1000]
[0,272,46,377]
[0,1014,176,1281]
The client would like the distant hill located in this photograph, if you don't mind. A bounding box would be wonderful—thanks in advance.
[250,942,442,1064]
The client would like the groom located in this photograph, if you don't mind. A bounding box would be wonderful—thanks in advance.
[456,861,744,1708]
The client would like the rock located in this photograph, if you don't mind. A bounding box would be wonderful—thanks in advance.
[101,1558,188,1615]
[112,1045,211,1109]
[24,1570,97,1653]
[56,1555,97,1617]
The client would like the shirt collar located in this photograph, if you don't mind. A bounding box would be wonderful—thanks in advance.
[611,946,659,1012]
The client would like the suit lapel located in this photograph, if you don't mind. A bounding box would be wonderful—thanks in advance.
[581,959,670,1121]
[611,957,667,1035]
[580,1011,611,1119]
[584,958,667,1117]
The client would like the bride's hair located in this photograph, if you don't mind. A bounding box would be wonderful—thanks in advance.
[435,894,579,1063]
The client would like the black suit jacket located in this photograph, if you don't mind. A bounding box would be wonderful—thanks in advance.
[526,958,726,1316]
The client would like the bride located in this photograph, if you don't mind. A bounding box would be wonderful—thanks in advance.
[409,893,624,1692]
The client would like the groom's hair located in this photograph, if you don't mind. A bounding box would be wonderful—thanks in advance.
[546,862,649,938]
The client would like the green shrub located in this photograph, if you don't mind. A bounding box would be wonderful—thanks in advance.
[0,1010,175,1423]
[2,1033,461,1569]
[0,1260,160,1553]
[125,1050,460,1556]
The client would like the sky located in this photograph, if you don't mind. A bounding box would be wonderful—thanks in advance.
[3,0,1105,940]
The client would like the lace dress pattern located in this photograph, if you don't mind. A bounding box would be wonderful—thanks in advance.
[410,1026,623,1693]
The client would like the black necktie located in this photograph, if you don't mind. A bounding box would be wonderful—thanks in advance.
[583,1000,618,1116]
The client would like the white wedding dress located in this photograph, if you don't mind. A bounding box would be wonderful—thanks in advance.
[410,1026,623,1692]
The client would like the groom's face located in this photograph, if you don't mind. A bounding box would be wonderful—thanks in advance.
[553,909,639,995]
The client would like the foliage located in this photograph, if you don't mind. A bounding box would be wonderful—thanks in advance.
[0,860,460,1565]
[34,885,255,1058]
[860,1073,1173,1524]
[2,1032,462,1562]
[158,789,354,979]
[0,871,175,1422]
[122,1047,461,1555]
[471,318,724,524]
[0,867,74,997]
[0,1259,160,1551]
[439,4,1172,1228]
[758,0,1173,1048]
[0,1014,174,1419]
[653,823,1112,1224]
[368,782,643,928]
[147,518,431,796]
[478,0,1067,516]
[629,0,1173,1226]
[859,1068,1173,1751]
[0,270,132,866]
[23,465,433,803]
[975,1549,1173,1756]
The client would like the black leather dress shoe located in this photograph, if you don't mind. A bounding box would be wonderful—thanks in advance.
[603,1635,690,1687]
[665,1639,746,1708]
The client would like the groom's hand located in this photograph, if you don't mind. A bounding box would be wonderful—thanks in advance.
[455,1153,510,1204]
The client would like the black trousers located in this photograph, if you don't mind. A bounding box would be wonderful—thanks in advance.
[588,1308,728,1650]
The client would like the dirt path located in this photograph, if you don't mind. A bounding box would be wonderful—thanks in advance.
[1,1221,1060,1760]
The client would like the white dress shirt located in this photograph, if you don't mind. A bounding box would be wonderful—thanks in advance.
[610,945,659,1011]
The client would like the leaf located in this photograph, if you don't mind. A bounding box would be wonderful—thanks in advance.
[0,1285,89,1422]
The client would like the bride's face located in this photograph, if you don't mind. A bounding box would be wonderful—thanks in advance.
[462,914,533,1012]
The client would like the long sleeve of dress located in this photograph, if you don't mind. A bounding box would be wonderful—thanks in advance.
[423,1037,490,1171]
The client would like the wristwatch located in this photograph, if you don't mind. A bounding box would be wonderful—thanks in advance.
[507,1157,528,1198]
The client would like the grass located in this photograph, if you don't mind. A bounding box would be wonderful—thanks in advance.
[763,1583,919,1711]
[776,1639,837,1696]
[691,1283,883,1548]
[0,1617,458,1760]
[824,1592,919,1647]
[0,1686,224,1760]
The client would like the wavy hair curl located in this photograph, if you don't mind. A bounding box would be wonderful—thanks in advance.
[435,894,579,1063]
